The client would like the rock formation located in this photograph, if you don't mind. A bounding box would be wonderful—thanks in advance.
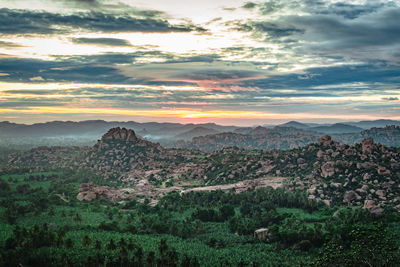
[101,127,138,142]
[77,182,129,202]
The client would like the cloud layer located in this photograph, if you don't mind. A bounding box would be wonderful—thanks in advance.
[0,0,398,124]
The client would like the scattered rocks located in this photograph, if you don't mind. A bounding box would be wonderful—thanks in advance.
[363,200,383,215]
[343,190,361,203]
[77,183,129,202]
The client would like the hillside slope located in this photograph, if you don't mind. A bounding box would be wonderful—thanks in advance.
[8,128,400,213]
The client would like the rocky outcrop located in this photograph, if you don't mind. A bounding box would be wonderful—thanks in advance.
[101,127,138,142]
[321,162,335,178]
[363,200,383,215]
[177,126,318,152]
[361,137,375,154]
[317,135,333,146]
[377,166,390,176]
[334,125,400,147]
[175,126,400,152]
[77,182,128,202]
[343,190,361,203]
[254,228,273,241]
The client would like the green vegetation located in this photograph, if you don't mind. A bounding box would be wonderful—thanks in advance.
[0,170,399,266]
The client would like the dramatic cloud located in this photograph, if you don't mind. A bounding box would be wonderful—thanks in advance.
[0,0,398,124]
[237,1,400,63]
[0,8,204,34]
[0,41,24,48]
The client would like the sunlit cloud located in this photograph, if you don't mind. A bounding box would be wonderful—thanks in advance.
[0,0,399,124]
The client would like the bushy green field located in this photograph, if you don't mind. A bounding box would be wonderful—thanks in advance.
[0,170,399,266]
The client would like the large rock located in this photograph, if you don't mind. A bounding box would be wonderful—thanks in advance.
[343,190,361,203]
[363,200,383,215]
[254,228,273,241]
[317,135,333,146]
[361,137,375,154]
[377,166,391,176]
[375,190,386,199]
[77,191,97,201]
[297,158,306,164]
[344,148,356,156]
[363,173,371,180]
[101,127,138,142]
[76,182,128,202]
[321,162,335,178]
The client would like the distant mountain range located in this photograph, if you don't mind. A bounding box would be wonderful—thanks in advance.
[310,123,363,134]
[276,119,400,130]
[0,119,399,150]
[0,120,236,139]
[278,121,311,129]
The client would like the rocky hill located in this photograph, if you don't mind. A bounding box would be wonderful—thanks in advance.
[174,126,219,141]
[7,127,400,213]
[277,135,400,212]
[2,120,399,151]
[278,121,310,129]
[175,125,400,152]
[7,146,84,171]
[334,125,400,147]
[311,123,363,134]
[177,126,317,152]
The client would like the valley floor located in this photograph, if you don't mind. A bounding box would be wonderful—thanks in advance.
[1,170,399,266]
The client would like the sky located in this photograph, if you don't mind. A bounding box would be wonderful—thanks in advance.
[0,0,399,125]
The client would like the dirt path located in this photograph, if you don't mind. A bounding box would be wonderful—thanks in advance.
[77,176,287,206]
[181,176,286,194]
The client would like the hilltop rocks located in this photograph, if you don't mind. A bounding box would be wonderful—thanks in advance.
[96,127,139,151]
[361,137,375,154]
[317,135,333,146]
[101,127,138,142]
[180,126,318,152]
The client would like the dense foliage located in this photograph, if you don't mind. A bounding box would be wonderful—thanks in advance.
[0,170,399,266]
